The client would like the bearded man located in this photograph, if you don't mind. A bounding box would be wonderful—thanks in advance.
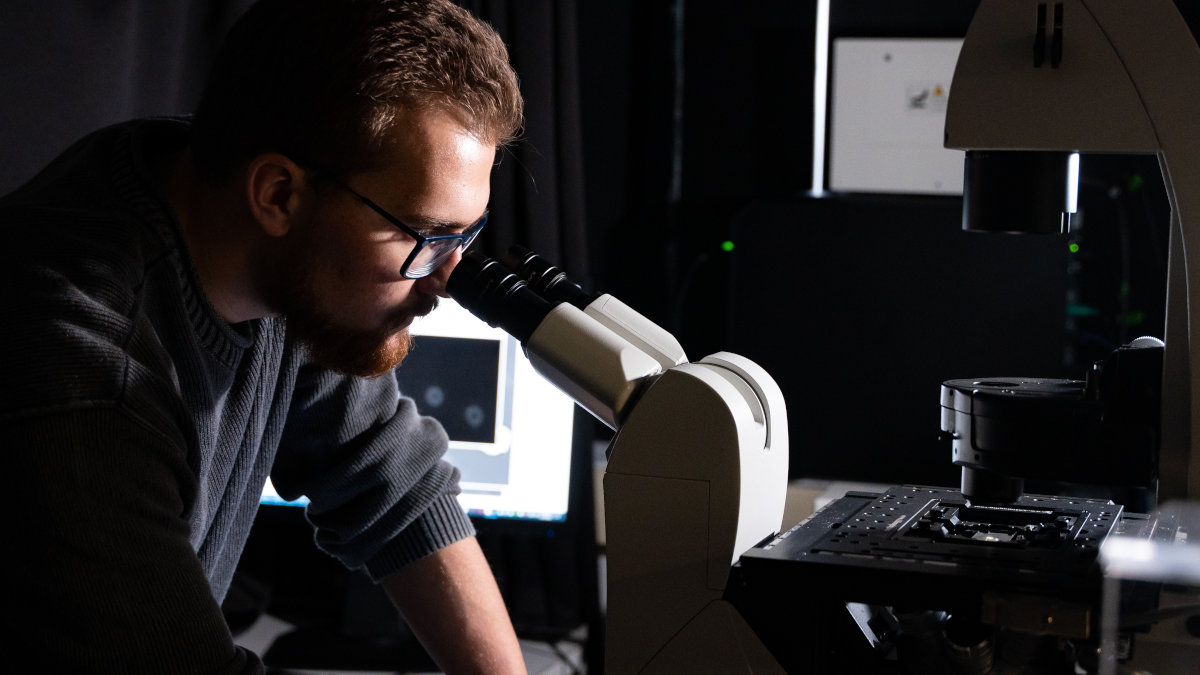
[0,1,528,672]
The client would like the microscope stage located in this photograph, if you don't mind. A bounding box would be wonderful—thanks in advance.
[734,485,1152,614]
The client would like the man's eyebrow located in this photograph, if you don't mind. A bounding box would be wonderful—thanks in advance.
[408,212,487,235]
[410,220,461,234]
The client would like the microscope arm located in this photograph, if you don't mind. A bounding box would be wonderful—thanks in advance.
[603,351,789,674]
[448,250,789,673]
[945,0,1200,502]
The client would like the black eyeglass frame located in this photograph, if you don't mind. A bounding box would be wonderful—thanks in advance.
[307,166,488,279]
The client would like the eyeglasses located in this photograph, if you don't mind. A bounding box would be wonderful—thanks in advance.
[320,174,488,280]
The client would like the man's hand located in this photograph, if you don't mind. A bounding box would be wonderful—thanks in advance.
[381,536,526,674]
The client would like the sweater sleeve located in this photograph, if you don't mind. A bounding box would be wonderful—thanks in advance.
[270,363,475,581]
[3,406,263,675]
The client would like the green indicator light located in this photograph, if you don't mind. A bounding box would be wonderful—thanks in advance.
[1067,303,1101,318]
[1069,243,1080,253]
[721,240,735,253]
[1117,310,1146,327]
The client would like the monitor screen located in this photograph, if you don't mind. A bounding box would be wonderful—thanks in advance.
[261,298,578,525]
[827,37,964,195]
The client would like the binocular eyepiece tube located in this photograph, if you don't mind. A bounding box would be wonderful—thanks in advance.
[446,246,666,430]
[446,249,555,344]
[499,245,595,310]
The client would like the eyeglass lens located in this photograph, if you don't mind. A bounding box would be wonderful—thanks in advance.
[406,227,482,278]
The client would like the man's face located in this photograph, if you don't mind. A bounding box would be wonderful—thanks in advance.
[278,108,496,377]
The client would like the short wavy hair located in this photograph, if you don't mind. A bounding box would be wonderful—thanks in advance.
[191,0,523,179]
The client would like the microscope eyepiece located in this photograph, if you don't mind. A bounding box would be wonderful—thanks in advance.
[447,249,555,343]
[500,245,595,310]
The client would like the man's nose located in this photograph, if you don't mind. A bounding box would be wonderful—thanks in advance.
[416,247,463,298]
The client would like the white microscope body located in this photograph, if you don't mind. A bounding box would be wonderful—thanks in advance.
[449,4,1200,671]
[947,3,1200,672]
[945,0,1200,503]
[448,251,789,673]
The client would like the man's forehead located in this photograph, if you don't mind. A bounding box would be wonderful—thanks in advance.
[379,106,491,154]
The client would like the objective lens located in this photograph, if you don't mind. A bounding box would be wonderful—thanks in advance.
[962,151,1079,234]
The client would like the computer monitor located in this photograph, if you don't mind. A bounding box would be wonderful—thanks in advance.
[260,296,583,531]
[400,297,581,526]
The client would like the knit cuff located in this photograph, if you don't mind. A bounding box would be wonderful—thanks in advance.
[363,494,476,581]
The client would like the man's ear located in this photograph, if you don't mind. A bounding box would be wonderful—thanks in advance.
[245,153,308,238]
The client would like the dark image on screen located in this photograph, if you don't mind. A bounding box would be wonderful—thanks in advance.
[398,335,499,444]
[396,334,514,488]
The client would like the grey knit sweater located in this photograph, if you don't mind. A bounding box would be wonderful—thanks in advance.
[0,118,474,673]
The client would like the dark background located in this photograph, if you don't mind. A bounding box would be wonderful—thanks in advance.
[1,0,1193,483]
[3,0,1197,666]
[574,0,1182,486]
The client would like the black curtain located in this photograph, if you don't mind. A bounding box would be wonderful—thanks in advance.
[462,0,590,283]
[0,0,251,195]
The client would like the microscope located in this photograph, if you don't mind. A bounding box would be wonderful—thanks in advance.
[943,0,1200,507]
[448,1,1200,672]
[447,248,789,673]
[732,0,1200,673]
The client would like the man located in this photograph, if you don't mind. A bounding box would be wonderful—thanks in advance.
[0,0,527,672]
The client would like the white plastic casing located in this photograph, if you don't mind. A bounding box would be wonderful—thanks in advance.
[583,294,688,370]
[524,302,663,430]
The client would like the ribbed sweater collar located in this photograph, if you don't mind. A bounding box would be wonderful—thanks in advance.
[109,118,255,369]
